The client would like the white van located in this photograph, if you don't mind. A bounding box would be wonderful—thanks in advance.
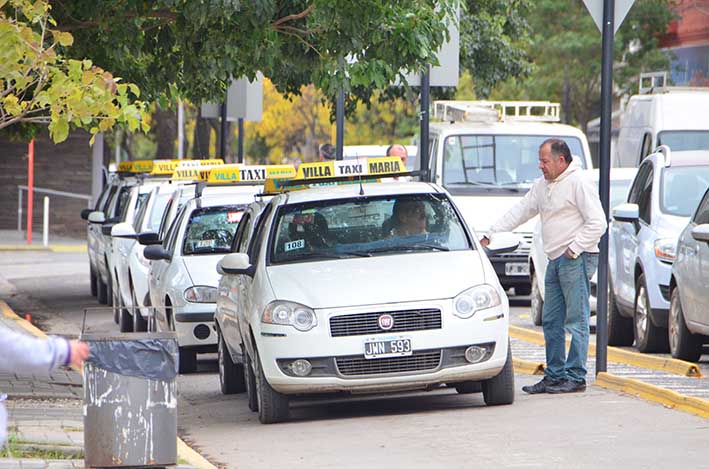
[426,101,594,295]
[615,72,709,167]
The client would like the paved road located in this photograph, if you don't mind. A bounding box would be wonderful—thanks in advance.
[2,250,708,468]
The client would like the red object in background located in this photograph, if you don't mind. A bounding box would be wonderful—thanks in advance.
[27,139,34,244]
[25,314,32,323]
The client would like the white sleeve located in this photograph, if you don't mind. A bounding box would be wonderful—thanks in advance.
[488,182,540,235]
[568,176,608,254]
[0,327,70,376]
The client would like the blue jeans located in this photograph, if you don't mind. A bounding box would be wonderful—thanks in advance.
[542,252,599,382]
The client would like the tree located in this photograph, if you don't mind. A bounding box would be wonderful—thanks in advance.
[0,0,148,143]
[490,0,675,132]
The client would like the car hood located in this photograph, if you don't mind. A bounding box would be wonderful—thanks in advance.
[450,194,538,235]
[266,251,485,309]
[655,214,691,238]
[182,255,224,287]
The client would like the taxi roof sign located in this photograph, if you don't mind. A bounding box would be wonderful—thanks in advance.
[170,159,225,181]
[207,164,296,184]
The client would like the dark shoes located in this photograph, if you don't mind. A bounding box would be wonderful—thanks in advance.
[522,377,587,394]
[547,379,587,394]
[521,376,561,394]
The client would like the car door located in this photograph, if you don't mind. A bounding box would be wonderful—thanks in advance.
[614,161,653,306]
[151,206,186,329]
[686,191,709,325]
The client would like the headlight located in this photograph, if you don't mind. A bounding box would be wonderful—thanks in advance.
[654,238,677,262]
[183,286,218,303]
[262,300,317,332]
[453,284,501,319]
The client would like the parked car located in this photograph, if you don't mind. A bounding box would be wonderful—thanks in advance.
[609,147,709,352]
[215,157,519,424]
[528,168,637,326]
[668,187,709,361]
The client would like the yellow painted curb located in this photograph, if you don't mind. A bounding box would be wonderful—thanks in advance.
[1,299,217,467]
[509,325,702,378]
[0,245,49,251]
[513,357,545,375]
[50,245,88,253]
[595,372,709,419]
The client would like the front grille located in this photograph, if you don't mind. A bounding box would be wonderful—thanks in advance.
[335,350,442,376]
[659,284,671,302]
[330,309,442,337]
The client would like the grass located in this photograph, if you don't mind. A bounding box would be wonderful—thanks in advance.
[0,433,83,460]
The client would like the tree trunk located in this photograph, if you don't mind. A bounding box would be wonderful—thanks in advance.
[193,114,211,157]
[154,105,177,158]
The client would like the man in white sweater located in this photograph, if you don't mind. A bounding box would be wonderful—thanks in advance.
[0,327,89,446]
[482,138,606,394]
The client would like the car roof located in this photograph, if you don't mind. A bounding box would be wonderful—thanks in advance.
[665,150,709,167]
[273,181,442,205]
[428,121,587,138]
[187,187,261,209]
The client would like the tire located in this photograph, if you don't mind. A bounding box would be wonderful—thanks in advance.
[218,333,246,394]
[179,348,198,374]
[117,287,132,333]
[132,287,147,332]
[530,272,543,326]
[90,265,98,297]
[669,288,703,362]
[482,342,515,406]
[254,348,289,424]
[98,274,109,306]
[633,274,669,353]
[244,350,258,412]
[607,286,634,346]
[106,272,114,307]
[454,381,482,394]
[515,285,531,296]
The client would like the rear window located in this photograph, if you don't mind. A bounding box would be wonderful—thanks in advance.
[182,205,245,255]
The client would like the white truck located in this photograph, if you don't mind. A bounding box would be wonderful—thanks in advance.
[426,101,594,294]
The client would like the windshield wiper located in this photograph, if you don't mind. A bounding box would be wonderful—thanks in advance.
[277,252,364,263]
[365,243,450,255]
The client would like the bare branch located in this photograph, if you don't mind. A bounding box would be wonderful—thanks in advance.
[273,4,315,27]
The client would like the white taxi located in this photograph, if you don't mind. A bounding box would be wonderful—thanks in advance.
[144,164,295,373]
[214,158,518,424]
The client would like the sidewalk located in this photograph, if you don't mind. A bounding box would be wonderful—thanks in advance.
[0,230,86,253]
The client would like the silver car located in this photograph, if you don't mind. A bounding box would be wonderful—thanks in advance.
[669,187,709,362]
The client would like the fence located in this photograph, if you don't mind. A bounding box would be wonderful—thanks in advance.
[17,185,92,246]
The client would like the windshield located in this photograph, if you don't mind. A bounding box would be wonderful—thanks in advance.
[661,166,709,217]
[442,135,586,189]
[182,205,245,255]
[658,131,709,151]
[269,194,472,264]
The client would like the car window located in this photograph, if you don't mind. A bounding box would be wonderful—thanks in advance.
[442,134,586,190]
[660,166,709,217]
[130,193,149,224]
[182,205,245,255]
[158,197,174,239]
[637,165,653,224]
[146,193,171,233]
[113,187,132,220]
[133,193,151,231]
[658,131,709,151]
[232,212,253,253]
[165,205,188,253]
[247,204,274,261]
[628,162,652,205]
[692,190,709,225]
[269,193,472,264]
[94,184,113,211]
[639,133,653,164]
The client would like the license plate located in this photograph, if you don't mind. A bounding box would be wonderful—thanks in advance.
[364,336,412,359]
[505,262,529,276]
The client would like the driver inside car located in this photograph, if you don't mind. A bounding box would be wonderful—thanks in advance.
[388,200,428,237]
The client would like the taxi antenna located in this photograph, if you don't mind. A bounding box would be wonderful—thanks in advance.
[355,152,365,196]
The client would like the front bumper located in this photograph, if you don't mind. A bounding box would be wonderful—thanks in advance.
[254,300,509,395]
[173,304,218,349]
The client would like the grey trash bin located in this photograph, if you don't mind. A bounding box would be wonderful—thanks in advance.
[82,332,179,468]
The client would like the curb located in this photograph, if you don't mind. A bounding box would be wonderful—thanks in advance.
[513,357,545,375]
[509,325,702,378]
[0,245,87,253]
[0,299,218,469]
[594,372,709,419]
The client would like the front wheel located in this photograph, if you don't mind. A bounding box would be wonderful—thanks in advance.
[98,274,109,306]
[90,264,98,297]
[481,342,515,406]
[669,288,703,362]
[179,347,198,374]
[218,332,245,394]
[254,349,289,424]
[634,274,669,353]
[244,350,258,412]
[132,287,147,332]
[530,272,544,326]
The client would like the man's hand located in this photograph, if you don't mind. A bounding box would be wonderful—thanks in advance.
[563,247,578,259]
[69,340,90,368]
[480,236,490,247]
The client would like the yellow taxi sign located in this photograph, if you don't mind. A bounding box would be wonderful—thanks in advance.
[177,158,224,168]
[366,156,405,175]
[117,161,133,172]
[296,161,335,180]
[151,159,182,175]
[170,159,225,181]
[207,164,296,184]
[117,160,154,173]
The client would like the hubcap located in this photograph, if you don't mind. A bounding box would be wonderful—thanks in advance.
[669,297,680,352]
[635,286,648,340]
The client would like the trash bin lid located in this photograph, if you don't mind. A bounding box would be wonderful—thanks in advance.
[81,332,177,341]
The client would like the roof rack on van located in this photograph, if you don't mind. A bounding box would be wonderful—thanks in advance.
[432,100,560,123]
[638,71,708,94]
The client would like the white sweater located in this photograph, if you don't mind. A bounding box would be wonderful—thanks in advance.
[488,161,607,260]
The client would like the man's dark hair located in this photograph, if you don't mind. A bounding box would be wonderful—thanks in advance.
[320,143,336,160]
[386,144,395,156]
[541,138,572,163]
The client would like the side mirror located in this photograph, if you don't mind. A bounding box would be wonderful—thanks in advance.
[612,203,639,223]
[137,232,162,246]
[217,253,254,277]
[143,245,172,261]
[485,232,521,256]
[111,222,136,238]
[88,211,105,224]
[80,208,92,220]
[691,224,709,242]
